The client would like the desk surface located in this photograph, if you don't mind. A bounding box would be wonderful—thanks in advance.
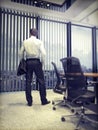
[84,73,98,77]
[60,72,98,77]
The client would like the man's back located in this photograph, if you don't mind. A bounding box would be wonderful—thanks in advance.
[20,35,46,64]
[23,36,41,59]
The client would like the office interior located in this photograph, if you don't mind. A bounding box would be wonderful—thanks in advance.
[0,0,98,130]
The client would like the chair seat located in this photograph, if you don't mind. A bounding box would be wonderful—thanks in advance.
[84,104,98,114]
[53,85,66,94]
[82,91,95,98]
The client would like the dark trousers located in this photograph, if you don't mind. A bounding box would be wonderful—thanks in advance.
[25,59,47,104]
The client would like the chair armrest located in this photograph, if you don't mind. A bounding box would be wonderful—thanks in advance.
[87,81,98,86]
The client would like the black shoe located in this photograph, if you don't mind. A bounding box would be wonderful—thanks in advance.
[27,103,32,106]
[42,101,50,105]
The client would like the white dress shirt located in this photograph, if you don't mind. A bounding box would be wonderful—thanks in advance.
[19,36,46,65]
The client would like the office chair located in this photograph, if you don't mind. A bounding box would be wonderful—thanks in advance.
[60,57,95,130]
[51,62,66,110]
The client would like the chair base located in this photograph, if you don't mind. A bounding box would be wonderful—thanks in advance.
[61,106,98,130]
[52,96,66,110]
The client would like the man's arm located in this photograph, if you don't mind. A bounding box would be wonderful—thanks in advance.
[40,42,46,66]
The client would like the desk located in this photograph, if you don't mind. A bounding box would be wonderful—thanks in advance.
[84,73,98,78]
[84,73,98,104]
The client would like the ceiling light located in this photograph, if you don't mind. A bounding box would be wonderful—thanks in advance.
[46,3,50,7]
[41,2,44,6]
[34,1,37,4]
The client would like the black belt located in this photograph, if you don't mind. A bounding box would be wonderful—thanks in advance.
[26,58,40,61]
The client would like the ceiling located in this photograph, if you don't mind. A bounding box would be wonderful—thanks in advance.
[64,0,98,27]
[39,0,98,27]
[39,0,65,5]
[0,0,98,27]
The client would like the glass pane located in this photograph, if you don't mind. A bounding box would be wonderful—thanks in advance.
[96,29,98,72]
[40,19,67,70]
[71,25,92,72]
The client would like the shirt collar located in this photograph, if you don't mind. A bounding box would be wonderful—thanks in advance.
[31,36,36,38]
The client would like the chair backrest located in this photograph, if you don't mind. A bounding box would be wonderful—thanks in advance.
[60,57,87,98]
[51,62,66,94]
[51,62,61,85]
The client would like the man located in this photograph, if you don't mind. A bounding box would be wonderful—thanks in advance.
[19,28,50,106]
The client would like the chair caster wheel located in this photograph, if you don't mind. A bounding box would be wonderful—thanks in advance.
[63,97,66,100]
[53,107,56,110]
[71,109,74,113]
[75,128,79,130]
[61,117,66,122]
[52,101,55,105]
[75,112,79,115]
[81,120,85,123]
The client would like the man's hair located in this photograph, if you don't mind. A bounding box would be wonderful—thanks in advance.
[30,28,38,36]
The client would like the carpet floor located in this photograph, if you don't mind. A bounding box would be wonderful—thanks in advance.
[0,89,97,130]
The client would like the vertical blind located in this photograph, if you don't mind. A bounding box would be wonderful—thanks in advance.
[0,8,67,92]
[0,8,36,92]
[40,19,67,70]
[39,18,67,88]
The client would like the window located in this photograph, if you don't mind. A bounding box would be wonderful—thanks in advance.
[71,25,92,72]
[40,19,67,70]
[96,29,98,72]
